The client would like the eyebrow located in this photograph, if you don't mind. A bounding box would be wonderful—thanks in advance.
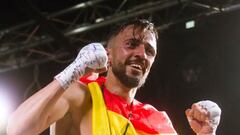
[126,38,156,55]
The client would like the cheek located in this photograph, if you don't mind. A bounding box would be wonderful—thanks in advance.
[109,48,120,64]
[115,48,129,61]
[110,52,123,66]
[147,58,155,68]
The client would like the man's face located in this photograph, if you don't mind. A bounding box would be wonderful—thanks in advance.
[108,25,157,88]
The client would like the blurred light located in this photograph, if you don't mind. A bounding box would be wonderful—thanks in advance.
[0,87,13,133]
[0,96,10,123]
[95,17,104,23]
[67,26,89,35]
[186,20,195,29]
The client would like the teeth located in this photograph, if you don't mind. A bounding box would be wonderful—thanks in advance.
[130,64,142,70]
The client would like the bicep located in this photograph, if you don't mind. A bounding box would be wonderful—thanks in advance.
[46,96,70,126]
[45,81,89,128]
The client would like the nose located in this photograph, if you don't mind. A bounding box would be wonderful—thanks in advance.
[134,44,147,59]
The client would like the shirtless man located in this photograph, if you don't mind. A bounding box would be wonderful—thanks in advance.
[7,19,221,135]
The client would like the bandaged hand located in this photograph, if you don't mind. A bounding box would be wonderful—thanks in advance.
[185,100,221,135]
[55,43,108,89]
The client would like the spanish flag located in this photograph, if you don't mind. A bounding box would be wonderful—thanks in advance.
[80,77,177,135]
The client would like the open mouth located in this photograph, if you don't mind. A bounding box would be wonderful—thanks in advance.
[128,63,146,75]
[126,59,147,74]
[130,63,142,71]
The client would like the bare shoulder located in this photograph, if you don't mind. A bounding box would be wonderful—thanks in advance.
[62,81,91,108]
[63,73,99,107]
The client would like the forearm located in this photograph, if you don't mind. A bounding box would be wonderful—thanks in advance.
[7,80,65,135]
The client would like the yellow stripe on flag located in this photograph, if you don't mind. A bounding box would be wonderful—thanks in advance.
[88,82,110,135]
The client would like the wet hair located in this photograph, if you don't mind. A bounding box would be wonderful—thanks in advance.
[106,19,158,47]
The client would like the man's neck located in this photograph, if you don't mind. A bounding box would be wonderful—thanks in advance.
[105,72,137,103]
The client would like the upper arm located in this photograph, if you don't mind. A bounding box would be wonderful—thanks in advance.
[45,95,69,127]
[45,81,90,130]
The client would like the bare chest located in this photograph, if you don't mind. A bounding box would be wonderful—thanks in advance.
[51,108,92,135]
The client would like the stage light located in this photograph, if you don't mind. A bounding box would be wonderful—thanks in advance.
[0,96,10,122]
[186,20,195,29]
[0,90,13,133]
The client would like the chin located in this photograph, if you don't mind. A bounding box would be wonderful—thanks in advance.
[111,64,146,88]
[126,68,143,78]
[123,74,146,88]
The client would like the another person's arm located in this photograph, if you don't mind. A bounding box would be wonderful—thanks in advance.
[7,43,108,135]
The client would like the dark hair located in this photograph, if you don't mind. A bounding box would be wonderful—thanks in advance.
[107,19,158,44]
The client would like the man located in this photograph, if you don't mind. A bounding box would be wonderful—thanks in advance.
[7,19,221,135]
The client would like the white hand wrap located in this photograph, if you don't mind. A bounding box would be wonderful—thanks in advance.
[197,100,221,133]
[55,43,107,89]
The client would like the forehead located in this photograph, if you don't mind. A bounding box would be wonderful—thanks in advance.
[116,25,157,50]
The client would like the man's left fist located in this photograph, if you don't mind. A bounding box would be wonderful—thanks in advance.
[185,100,221,135]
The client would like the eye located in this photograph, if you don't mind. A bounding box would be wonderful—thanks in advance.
[145,45,156,56]
[126,39,140,48]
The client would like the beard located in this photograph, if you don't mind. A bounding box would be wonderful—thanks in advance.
[111,58,149,88]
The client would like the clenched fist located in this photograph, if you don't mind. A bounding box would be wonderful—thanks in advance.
[55,43,108,89]
[185,100,221,135]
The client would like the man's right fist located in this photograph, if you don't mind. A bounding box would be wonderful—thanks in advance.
[55,43,108,89]
[78,43,107,69]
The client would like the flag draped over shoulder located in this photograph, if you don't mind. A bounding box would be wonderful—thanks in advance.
[80,77,178,135]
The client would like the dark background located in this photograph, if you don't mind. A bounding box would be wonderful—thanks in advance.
[0,0,240,135]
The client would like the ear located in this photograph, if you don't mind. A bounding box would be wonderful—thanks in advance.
[106,47,112,67]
